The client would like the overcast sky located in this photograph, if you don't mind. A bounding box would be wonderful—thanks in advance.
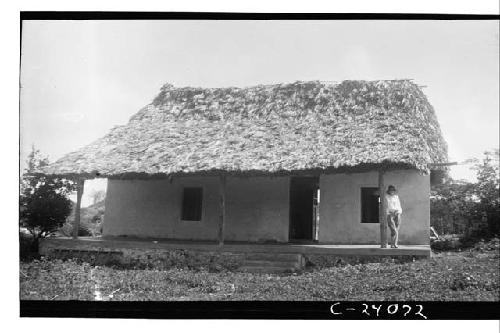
[21,20,499,200]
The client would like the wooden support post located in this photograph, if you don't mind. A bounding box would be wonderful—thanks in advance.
[378,170,388,248]
[218,174,226,246]
[72,179,85,239]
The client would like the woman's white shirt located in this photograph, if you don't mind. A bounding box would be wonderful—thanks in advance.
[385,194,402,214]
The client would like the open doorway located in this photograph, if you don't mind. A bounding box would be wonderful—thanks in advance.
[289,177,319,242]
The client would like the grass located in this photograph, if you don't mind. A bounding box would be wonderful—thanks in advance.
[20,243,499,301]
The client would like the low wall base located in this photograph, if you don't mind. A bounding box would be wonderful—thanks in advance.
[39,237,430,272]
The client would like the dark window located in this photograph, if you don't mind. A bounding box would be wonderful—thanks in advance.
[361,187,379,223]
[181,187,203,221]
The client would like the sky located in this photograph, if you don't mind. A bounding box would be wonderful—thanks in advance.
[20,20,499,205]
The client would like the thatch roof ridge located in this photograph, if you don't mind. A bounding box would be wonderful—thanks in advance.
[155,78,413,90]
[41,79,448,178]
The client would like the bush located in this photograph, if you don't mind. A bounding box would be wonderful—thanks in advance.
[58,221,93,237]
[19,146,75,248]
[19,232,40,261]
[432,235,500,252]
[431,150,499,240]
[449,272,479,291]
[61,200,105,237]
[20,181,73,238]
[431,237,461,251]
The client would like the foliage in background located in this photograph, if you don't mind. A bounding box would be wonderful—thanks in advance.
[89,190,106,206]
[431,149,499,241]
[59,200,105,237]
[19,146,76,257]
[470,149,500,235]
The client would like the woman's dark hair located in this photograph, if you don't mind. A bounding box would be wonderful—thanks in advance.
[386,185,396,194]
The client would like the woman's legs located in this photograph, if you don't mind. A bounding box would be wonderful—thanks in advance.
[387,214,396,246]
[387,213,401,247]
[393,213,401,247]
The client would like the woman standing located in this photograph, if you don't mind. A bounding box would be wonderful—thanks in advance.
[385,185,402,248]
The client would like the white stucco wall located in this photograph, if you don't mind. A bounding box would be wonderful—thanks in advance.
[103,176,290,242]
[224,176,289,242]
[103,170,429,245]
[318,170,430,245]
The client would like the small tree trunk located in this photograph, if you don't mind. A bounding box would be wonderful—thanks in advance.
[73,179,85,239]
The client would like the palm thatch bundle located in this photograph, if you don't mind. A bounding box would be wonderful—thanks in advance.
[40,80,448,178]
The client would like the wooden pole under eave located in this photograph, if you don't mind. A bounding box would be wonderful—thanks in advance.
[218,174,226,246]
[378,170,388,248]
[72,179,85,239]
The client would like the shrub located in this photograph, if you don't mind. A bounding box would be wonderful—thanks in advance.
[19,146,75,252]
[61,200,105,237]
[20,181,73,238]
[19,232,40,261]
[431,150,499,240]
[58,221,93,237]
[449,272,479,291]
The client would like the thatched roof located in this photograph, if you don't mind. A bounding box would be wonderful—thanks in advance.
[41,80,448,178]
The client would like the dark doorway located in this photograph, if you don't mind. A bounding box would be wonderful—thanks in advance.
[360,187,379,224]
[289,177,319,242]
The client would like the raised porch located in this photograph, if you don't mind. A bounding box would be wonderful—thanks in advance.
[40,236,431,257]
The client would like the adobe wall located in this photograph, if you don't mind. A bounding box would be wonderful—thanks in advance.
[224,176,289,242]
[103,176,290,242]
[318,170,430,245]
[103,170,429,244]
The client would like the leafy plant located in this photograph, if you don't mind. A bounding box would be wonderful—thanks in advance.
[469,149,500,236]
[19,146,76,246]
[431,149,499,240]
[58,221,93,237]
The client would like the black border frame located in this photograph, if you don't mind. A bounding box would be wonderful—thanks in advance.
[20,12,500,20]
[19,11,500,320]
[20,301,500,319]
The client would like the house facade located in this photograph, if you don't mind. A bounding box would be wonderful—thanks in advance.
[41,80,447,246]
[103,170,429,244]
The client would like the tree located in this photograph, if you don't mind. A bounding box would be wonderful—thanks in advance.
[470,150,500,235]
[430,149,499,238]
[430,178,476,235]
[19,145,75,243]
[470,150,499,203]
